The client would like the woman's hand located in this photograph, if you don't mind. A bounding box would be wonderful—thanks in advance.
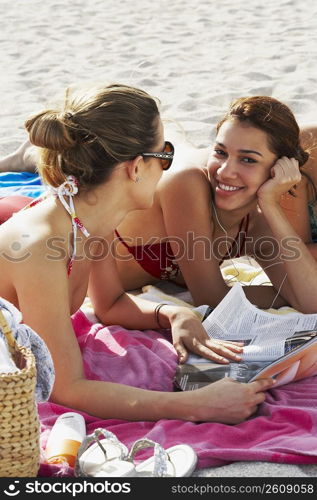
[257,157,301,207]
[186,377,275,424]
[168,307,244,364]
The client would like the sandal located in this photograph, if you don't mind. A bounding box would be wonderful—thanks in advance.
[75,430,197,478]
[127,438,197,477]
[74,428,135,477]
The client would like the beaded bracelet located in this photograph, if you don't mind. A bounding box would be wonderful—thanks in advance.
[154,303,168,329]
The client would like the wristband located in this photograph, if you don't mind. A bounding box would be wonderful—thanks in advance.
[154,303,168,329]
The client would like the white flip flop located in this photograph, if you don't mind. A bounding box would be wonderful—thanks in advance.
[127,438,198,477]
[75,428,135,477]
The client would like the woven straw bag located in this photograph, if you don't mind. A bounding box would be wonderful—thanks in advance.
[0,308,40,477]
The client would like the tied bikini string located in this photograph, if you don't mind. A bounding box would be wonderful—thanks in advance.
[53,175,90,275]
[20,175,91,275]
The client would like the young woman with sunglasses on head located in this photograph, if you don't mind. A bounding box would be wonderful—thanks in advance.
[0,84,275,425]
[111,96,317,318]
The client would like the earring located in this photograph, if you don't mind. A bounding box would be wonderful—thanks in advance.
[135,176,141,183]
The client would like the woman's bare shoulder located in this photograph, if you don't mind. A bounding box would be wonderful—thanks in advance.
[158,162,210,198]
[0,212,49,253]
[0,211,68,280]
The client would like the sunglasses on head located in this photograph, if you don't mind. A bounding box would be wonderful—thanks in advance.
[141,140,174,170]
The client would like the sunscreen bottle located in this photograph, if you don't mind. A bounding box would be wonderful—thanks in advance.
[45,412,86,467]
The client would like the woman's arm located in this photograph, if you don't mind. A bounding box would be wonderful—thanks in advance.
[280,175,311,242]
[305,243,317,260]
[158,167,286,309]
[87,235,243,363]
[11,245,273,424]
[158,168,229,306]
[256,157,317,313]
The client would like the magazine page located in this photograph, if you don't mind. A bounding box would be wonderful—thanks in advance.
[176,330,317,391]
[174,359,271,391]
[249,332,317,387]
[199,283,317,363]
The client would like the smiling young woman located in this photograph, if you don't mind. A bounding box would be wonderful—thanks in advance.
[206,119,278,213]
[112,96,317,313]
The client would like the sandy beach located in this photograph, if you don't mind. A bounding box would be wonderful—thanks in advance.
[2,0,317,155]
[1,0,317,477]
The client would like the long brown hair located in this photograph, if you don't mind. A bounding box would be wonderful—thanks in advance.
[216,96,310,167]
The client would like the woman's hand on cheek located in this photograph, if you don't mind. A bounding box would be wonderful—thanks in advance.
[257,157,301,207]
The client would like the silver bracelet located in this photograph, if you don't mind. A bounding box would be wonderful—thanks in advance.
[154,303,168,329]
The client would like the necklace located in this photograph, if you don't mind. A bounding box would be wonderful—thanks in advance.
[211,198,227,235]
[211,199,256,288]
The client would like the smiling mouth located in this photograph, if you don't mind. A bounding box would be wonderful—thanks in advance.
[217,182,244,192]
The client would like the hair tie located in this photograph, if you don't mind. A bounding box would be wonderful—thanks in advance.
[64,111,73,120]
[56,175,79,197]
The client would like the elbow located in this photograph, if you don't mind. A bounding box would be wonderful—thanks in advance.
[91,293,126,326]
[297,304,317,314]
[283,289,317,314]
[291,298,317,314]
[50,377,86,409]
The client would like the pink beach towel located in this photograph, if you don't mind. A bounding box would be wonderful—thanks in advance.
[38,310,317,477]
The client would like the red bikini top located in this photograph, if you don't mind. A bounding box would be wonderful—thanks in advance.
[115,214,249,280]
[114,230,179,280]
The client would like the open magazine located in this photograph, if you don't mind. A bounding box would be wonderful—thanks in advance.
[174,283,317,390]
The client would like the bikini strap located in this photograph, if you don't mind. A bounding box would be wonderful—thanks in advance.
[218,213,250,265]
[238,213,250,256]
[52,176,90,275]
[114,229,131,250]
